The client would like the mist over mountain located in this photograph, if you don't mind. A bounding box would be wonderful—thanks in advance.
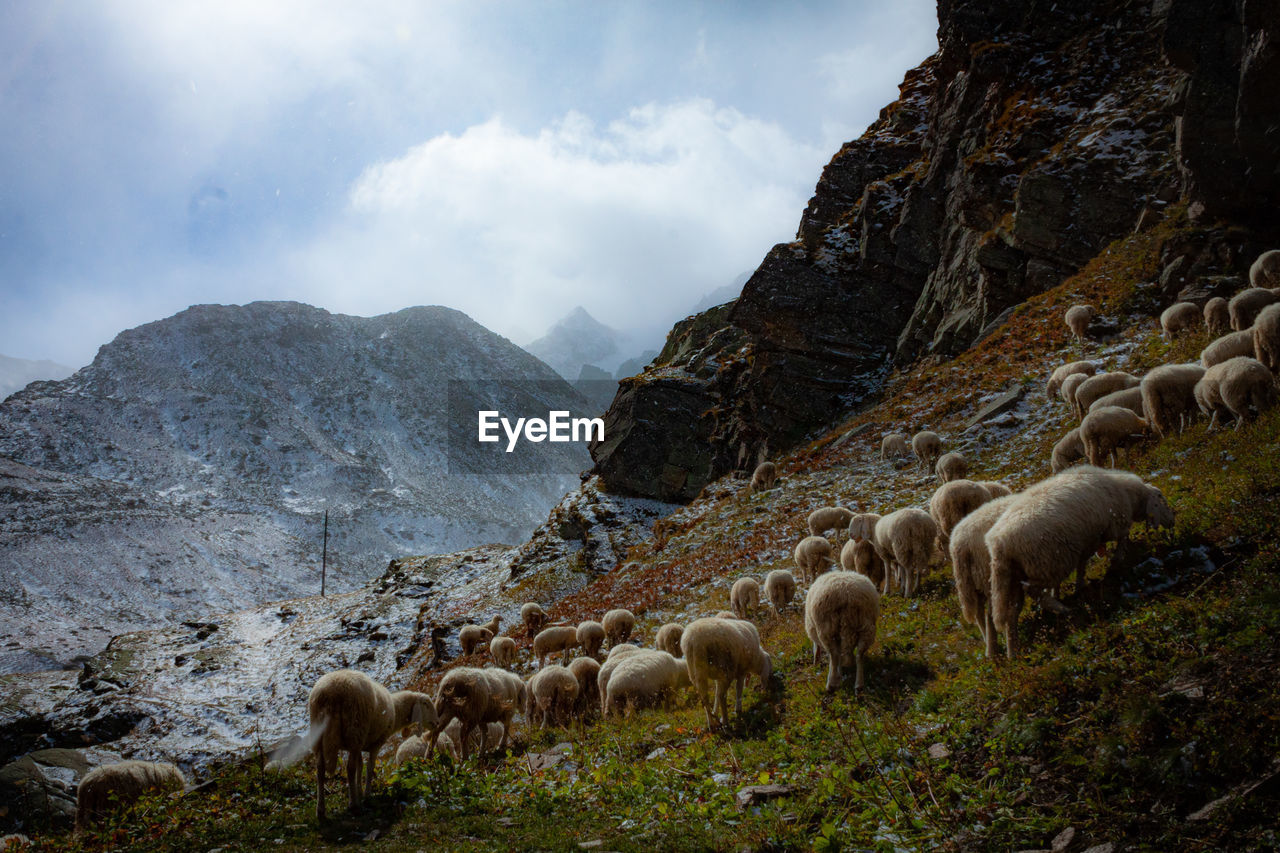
[0,354,74,401]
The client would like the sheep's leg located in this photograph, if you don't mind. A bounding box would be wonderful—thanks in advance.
[459,721,475,761]
[854,649,865,693]
[364,743,380,798]
[825,640,841,693]
[983,604,998,660]
[498,715,512,754]
[1005,620,1019,658]
[347,750,362,812]
[714,679,730,728]
[734,676,745,718]
[812,639,821,666]
[316,749,327,821]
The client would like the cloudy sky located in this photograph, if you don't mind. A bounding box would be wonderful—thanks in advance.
[1,1,938,369]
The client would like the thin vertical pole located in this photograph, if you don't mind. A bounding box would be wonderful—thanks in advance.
[321,510,329,597]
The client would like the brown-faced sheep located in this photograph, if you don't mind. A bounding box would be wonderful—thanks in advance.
[75,761,186,830]
[804,571,879,692]
[1204,297,1231,337]
[763,569,796,612]
[1046,360,1098,399]
[873,508,942,597]
[521,603,548,636]
[793,535,835,583]
[987,466,1174,657]
[458,625,493,656]
[1140,363,1206,436]
[948,495,1017,659]
[1064,304,1095,341]
[1080,405,1149,467]
[308,670,435,819]
[655,623,684,656]
[731,577,760,619]
[1088,386,1144,417]
[681,617,772,731]
[928,479,993,547]
[603,652,690,717]
[1201,329,1257,367]
[1195,356,1277,429]
[489,636,518,668]
[1072,372,1141,421]
[934,451,969,483]
[526,664,580,729]
[881,433,911,459]
[532,626,579,666]
[912,430,943,472]
[428,667,525,761]
[1051,428,1086,473]
[1250,249,1280,288]
[576,621,606,658]
[1252,303,1280,372]
[602,609,636,647]
[807,506,855,538]
[750,461,778,492]
[568,656,602,716]
[1230,287,1279,331]
[1160,302,1202,338]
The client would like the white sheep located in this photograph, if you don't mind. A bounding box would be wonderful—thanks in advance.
[730,577,761,619]
[393,734,429,766]
[603,651,690,717]
[458,625,494,656]
[1080,405,1149,467]
[1140,363,1206,436]
[1250,249,1280,288]
[1072,372,1141,421]
[489,636,518,669]
[804,571,879,692]
[568,655,602,715]
[1252,303,1280,372]
[576,620,606,658]
[595,645,648,706]
[873,508,942,597]
[987,466,1174,657]
[846,512,881,542]
[532,626,579,666]
[75,760,186,830]
[750,461,778,492]
[1200,329,1257,367]
[1229,287,1278,331]
[1060,372,1090,409]
[1051,428,1086,473]
[1064,304,1095,341]
[934,451,969,483]
[655,623,684,656]
[602,609,636,647]
[307,670,435,819]
[521,603,548,636]
[912,430,943,471]
[948,495,1017,659]
[977,480,1012,499]
[1046,360,1098,399]
[422,719,504,763]
[841,538,886,591]
[681,617,772,731]
[428,667,525,761]
[762,569,796,612]
[1160,302,1202,338]
[881,433,911,459]
[1088,386,1144,417]
[1204,297,1231,336]
[928,479,993,545]
[606,643,640,660]
[807,506,855,538]
[526,664,580,729]
[793,535,835,583]
[1195,356,1277,429]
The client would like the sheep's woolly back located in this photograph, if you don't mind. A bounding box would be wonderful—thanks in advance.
[596,646,651,701]
[680,617,771,726]
[1046,360,1098,399]
[1140,363,1205,436]
[576,621,606,657]
[527,665,579,726]
[807,506,855,537]
[763,570,796,611]
[1073,372,1140,420]
[873,508,941,595]
[803,571,879,690]
[1160,302,1201,337]
[1051,428,1085,473]
[521,602,547,634]
[1089,386,1144,417]
[949,496,1017,626]
[604,651,689,716]
[1064,304,1094,340]
[1060,372,1089,407]
[308,670,394,771]
[656,622,685,656]
[1250,249,1280,288]
[934,451,969,483]
[459,624,494,655]
[1201,329,1257,367]
[731,577,760,618]
[1252,303,1280,372]
[532,626,579,661]
[434,667,524,728]
[606,643,640,660]
[1080,405,1148,467]
[490,636,518,668]
[912,431,943,468]
[1204,297,1231,336]
[793,535,835,581]
[928,479,991,538]
[568,656,602,710]
[1198,356,1277,424]
[1229,287,1279,331]
[602,609,636,646]
[978,481,1012,499]
[881,433,910,459]
[850,540,885,589]
[750,461,778,491]
[394,735,428,766]
[76,760,185,829]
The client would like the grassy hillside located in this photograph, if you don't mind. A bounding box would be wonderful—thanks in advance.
[40,211,1280,852]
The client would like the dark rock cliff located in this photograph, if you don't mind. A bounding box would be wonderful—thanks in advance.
[591,0,1280,503]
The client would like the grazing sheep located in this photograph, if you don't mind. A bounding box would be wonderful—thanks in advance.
[459,625,494,656]
[1201,329,1257,367]
[846,513,881,543]
[681,617,772,730]
[881,433,911,459]
[1250,249,1280,288]
[873,508,942,597]
[807,506,855,538]
[750,461,778,492]
[1080,405,1149,468]
[912,431,943,472]
[1051,428,1086,473]
[1088,386,1144,417]
[606,643,640,660]
[1064,304,1095,341]
[428,667,525,761]
[1072,372,1141,421]
[308,670,435,820]
[604,652,690,717]
[850,539,887,590]
[978,480,1012,499]
[489,636,518,668]
[763,569,796,612]
[526,664,580,729]
[934,451,969,484]
[1252,303,1280,372]
[1204,297,1231,337]
[1160,302,1202,338]
[602,609,636,647]
[1060,372,1090,409]
[928,479,993,546]
[655,623,684,656]
[804,571,879,692]
[521,603,548,636]
[568,656,602,715]
[948,495,1018,659]
[1046,360,1098,399]
[793,535,835,583]
[426,719,504,763]
[75,760,186,830]
[393,734,429,766]
[576,621,606,658]
[731,577,761,619]
[1140,363,1206,436]
[532,626,579,666]
[987,466,1174,657]
[596,646,652,706]
[1195,356,1277,428]
[1229,287,1279,331]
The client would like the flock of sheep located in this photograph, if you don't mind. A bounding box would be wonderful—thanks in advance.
[68,250,1280,830]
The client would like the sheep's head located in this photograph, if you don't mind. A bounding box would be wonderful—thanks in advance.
[1141,485,1175,529]
[756,649,773,685]
[394,691,438,735]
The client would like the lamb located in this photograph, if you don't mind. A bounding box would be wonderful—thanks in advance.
[458,624,494,656]
[730,577,761,619]
[1051,428,1086,473]
[576,620,606,658]
[681,617,772,730]
[75,760,186,830]
[1250,249,1280,288]
[521,602,548,636]
[873,508,942,597]
[655,622,684,656]
[428,667,525,761]
[489,636,518,669]
[602,609,636,647]
[1140,363,1206,436]
[1229,287,1279,331]
[1072,372,1140,421]
[603,651,690,717]
[987,466,1174,657]
[568,655,602,715]
[1046,360,1098,399]
[881,433,911,459]
[804,571,879,692]
[1251,303,1280,372]
[1200,329,1257,367]
[525,664,580,729]
[750,461,778,492]
[1160,302,1202,338]
[532,625,579,666]
[1194,356,1277,429]
[1204,297,1231,337]
[928,479,994,546]
[1088,386,1144,417]
[912,431,943,472]
[393,734,429,766]
[762,569,796,612]
[948,495,1017,659]
[793,535,835,583]
[807,506,855,538]
[978,481,1012,499]
[307,669,435,819]
[934,451,969,483]
[1064,304,1095,341]
[1079,405,1148,468]
[479,615,501,637]
[1060,372,1090,409]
